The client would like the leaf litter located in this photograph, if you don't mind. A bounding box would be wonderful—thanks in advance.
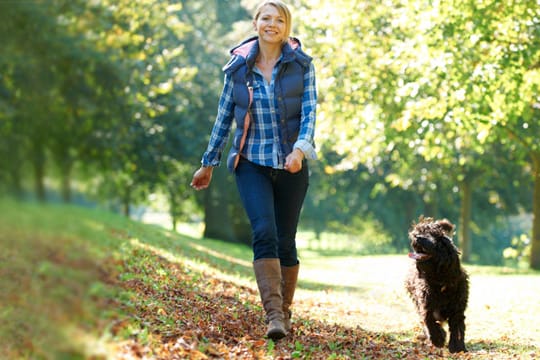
[105,246,535,359]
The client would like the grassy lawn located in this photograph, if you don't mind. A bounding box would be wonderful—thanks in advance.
[1,198,538,359]
[297,253,540,354]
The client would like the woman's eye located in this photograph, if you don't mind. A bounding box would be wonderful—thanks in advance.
[260,16,284,23]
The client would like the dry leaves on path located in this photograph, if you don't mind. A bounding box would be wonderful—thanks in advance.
[106,247,524,360]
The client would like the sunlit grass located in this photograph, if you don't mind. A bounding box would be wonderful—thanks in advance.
[296,252,540,351]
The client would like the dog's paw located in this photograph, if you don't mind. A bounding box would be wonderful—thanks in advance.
[448,339,467,353]
[427,326,446,348]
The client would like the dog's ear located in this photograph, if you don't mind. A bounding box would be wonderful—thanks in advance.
[437,235,460,274]
[437,219,455,236]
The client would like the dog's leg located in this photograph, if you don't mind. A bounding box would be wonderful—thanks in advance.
[424,312,446,348]
[448,314,467,353]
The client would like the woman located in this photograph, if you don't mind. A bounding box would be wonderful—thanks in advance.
[190,0,317,340]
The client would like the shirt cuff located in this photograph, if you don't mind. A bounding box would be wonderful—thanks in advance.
[201,161,219,168]
[293,140,318,160]
[201,154,220,167]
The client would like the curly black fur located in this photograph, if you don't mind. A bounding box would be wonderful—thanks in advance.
[405,217,469,353]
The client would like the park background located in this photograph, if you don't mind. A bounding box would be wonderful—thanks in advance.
[1,0,539,359]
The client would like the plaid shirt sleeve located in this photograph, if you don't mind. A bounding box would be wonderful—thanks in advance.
[294,62,318,160]
[201,74,235,167]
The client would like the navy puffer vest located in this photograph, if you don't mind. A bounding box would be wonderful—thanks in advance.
[223,36,312,172]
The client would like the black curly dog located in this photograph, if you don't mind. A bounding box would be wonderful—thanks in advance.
[405,217,469,353]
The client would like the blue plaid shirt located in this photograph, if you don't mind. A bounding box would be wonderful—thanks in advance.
[201,59,317,169]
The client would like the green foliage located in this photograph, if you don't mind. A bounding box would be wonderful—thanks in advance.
[1,0,539,267]
[503,233,532,268]
[0,0,250,229]
[295,0,538,266]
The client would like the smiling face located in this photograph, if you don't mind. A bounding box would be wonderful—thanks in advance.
[253,2,291,44]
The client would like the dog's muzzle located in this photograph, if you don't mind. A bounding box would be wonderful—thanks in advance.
[408,251,432,261]
[409,236,434,261]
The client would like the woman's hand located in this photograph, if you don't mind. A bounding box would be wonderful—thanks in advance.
[284,149,304,173]
[190,166,214,190]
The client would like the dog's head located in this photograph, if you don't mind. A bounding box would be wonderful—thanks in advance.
[408,216,461,273]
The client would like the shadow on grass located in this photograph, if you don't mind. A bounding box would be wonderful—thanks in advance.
[465,339,538,357]
[0,231,118,359]
[297,278,371,293]
[300,247,402,258]
[135,224,375,295]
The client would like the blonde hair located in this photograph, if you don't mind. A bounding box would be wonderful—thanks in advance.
[253,1,292,43]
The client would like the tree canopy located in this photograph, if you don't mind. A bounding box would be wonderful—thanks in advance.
[0,0,538,268]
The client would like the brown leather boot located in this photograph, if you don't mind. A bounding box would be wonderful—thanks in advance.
[281,264,299,332]
[253,258,286,340]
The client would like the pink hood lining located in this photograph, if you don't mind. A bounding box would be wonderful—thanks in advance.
[232,37,300,58]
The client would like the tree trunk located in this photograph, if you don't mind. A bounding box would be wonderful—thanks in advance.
[32,143,46,202]
[122,186,131,217]
[459,177,472,262]
[530,152,540,270]
[9,164,23,198]
[424,189,438,218]
[60,159,73,203]
[203,165,251,245]
[168,186,178,231]
[204,169,235,241]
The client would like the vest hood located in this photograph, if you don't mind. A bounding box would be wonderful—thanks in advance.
[223,36,312,74]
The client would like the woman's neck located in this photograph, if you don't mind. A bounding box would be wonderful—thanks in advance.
[256,42,282,65]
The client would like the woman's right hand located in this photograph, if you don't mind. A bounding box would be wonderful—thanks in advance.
[190,166,214,190]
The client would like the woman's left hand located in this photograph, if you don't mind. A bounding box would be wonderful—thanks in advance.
[284,149,304,173]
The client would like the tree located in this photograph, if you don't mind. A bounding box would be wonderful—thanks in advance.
[0,0,131,203]
[296,0,537,266]
[432,1,540,268]
[177,0,252,243]
[0,1,61,201]
[70,0,201,215]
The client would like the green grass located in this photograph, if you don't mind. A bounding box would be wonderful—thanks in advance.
[297,254,540,345]
[1,198,539,359]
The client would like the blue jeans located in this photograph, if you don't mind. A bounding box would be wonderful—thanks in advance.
[235,158,309,266]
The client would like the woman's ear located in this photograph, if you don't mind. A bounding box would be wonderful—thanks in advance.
[252,20,257,31]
